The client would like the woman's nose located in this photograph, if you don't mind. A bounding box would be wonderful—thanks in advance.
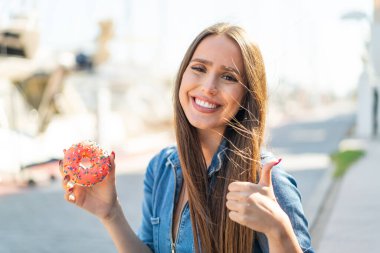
[201,75,218,95]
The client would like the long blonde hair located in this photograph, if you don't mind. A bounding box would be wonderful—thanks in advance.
[173,23,267,253]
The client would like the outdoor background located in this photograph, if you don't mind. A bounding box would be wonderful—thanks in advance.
[0,0,377,252]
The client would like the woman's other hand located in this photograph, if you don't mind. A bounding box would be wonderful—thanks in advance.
[226,159,289,237]
[59,151,119,221]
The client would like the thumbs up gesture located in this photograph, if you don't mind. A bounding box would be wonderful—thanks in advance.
[226,158,287,236]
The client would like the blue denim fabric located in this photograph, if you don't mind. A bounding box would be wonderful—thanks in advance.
[137,142,315,253]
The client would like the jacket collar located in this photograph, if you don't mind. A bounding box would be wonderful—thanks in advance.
[167,139,228,178]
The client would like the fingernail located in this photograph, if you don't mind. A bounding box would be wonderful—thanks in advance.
[274,158,282,166]
[64,175,70,181]
[111,151,115,159]
[66,181,75,188]
[68,193,75,201]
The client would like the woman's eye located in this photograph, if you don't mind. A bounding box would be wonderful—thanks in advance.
[191,66,206,73]
[222,74,238,82]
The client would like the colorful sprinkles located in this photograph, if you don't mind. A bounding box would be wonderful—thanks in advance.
[63,140,111,187]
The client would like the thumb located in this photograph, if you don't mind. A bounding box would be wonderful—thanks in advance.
[109,151,116,179]
[258,158,281,187]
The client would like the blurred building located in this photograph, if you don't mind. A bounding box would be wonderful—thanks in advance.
[357,0,380,138]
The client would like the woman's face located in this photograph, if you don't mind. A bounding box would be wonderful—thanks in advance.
[179,35,246,134]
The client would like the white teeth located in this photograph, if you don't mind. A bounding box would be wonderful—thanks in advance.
[195,98,217,109]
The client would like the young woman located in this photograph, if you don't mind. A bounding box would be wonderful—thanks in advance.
[60,23,314,253]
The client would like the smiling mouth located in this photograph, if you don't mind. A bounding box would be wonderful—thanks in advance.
[195,98,217,109]
[191,96,221,112]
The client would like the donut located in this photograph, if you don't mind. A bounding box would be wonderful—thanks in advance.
[62,140,111,187]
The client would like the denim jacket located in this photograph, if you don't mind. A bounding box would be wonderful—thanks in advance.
[137,142,314,253]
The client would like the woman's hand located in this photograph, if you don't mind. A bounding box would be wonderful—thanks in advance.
[60,153,153,253]
[59,151,119,221]
[226,159,288,237]
[226,158,304,252]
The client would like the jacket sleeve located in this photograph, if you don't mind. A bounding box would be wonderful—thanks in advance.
[136,150,165,251]
[256,154,315,253]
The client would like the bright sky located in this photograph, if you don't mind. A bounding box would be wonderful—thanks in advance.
[0,0,374,96]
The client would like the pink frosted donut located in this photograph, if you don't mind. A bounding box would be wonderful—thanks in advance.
[62,141,111,187]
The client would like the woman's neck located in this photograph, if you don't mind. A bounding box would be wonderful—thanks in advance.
[198,129,224,167]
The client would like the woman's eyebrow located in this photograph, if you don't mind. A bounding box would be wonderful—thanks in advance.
[222,65,241,76]
[191,58,212,65]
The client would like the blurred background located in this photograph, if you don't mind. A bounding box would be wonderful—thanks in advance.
[0,0,378,252]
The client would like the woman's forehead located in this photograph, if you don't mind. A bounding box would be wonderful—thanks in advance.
[191,35,244,74]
